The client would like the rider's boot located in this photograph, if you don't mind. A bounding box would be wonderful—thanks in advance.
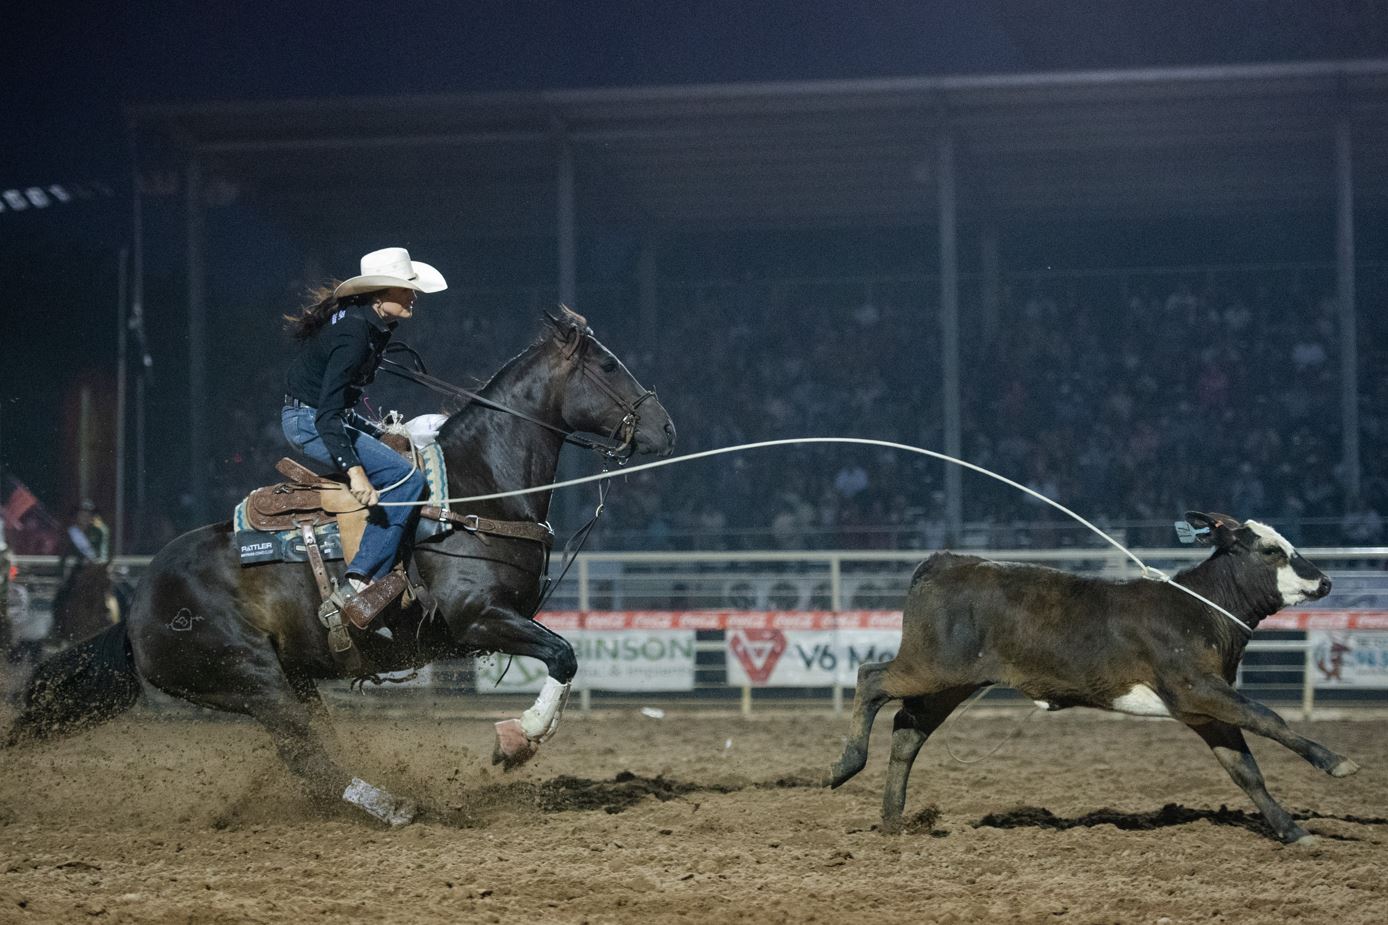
[333,571,409,630]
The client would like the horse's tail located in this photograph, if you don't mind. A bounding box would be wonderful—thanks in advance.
[3,623,141,748]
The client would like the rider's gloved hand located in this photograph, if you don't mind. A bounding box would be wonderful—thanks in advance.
[347,466,380,508]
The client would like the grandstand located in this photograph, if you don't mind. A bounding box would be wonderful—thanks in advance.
[130,60,1388,547]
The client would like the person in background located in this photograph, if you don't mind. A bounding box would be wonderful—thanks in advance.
[59,499,109,583]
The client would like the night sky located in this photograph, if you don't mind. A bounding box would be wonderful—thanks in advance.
[3,0,1387,522]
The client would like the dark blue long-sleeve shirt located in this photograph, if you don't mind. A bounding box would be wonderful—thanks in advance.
[284,303,394,471]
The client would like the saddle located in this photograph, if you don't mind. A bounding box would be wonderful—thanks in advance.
[246,458,370,558]
[245,456,557,559]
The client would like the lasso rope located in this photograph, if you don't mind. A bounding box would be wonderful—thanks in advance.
[378,436,1253,635]
[940,687,1042,765]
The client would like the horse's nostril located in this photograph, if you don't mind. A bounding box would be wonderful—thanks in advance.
[1318,577,1333,596]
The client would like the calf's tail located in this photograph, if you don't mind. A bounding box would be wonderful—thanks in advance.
[3,623,141,747]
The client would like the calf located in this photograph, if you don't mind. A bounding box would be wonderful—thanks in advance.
[827,511,1357,845]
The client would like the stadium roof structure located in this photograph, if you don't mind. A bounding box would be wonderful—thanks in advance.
[132,58,1388,238]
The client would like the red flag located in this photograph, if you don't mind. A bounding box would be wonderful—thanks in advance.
[2,484,38,528]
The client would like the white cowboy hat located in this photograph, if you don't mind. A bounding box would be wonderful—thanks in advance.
[333,247,448,298]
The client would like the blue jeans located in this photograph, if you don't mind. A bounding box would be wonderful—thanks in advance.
[281,405,427,581]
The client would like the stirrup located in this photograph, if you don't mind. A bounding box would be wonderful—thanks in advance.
[334,572,408,631]
[317,595,354,653]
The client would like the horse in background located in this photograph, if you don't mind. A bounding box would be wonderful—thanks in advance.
[50,561,127,644]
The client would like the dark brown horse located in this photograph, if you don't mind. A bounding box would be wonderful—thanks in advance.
[5,309,675,825]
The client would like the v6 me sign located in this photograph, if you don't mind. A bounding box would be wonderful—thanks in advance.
[724,612,901,687]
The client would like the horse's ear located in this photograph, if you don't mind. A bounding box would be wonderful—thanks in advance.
[543,305,584,358]
[558,304,589,330]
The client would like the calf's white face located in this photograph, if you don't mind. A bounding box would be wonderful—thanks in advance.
[1245,520,1328,606]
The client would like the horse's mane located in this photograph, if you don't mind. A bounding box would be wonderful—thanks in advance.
[434,306,587,442]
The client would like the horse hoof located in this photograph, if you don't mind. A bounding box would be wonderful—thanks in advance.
[1330,758,1360,778]
[492,719,540,770]
[342,777,416,827]
[1290,833,1320,848]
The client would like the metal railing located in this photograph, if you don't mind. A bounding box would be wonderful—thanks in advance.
[10,547,1388,718]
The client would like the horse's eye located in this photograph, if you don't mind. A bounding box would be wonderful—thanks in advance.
[1261,547,1280,559]
[600,359,617,373]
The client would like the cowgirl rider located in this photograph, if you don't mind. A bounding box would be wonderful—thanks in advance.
[281,247,444,628]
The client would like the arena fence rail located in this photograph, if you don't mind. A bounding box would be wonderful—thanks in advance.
[10,547,1388,719]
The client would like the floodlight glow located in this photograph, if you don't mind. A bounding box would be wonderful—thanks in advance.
[0,178,121,216]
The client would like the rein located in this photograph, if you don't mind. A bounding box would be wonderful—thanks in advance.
[379,333,652,462]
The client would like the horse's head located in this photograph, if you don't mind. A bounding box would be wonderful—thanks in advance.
[543,307,675,459]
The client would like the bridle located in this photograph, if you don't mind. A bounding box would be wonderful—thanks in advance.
[379,319,657,462]
[558,321,659,461]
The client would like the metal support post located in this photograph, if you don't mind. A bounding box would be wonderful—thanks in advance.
[830,555,844,715]
[114,247,129,555]
[1334,116,1361,504]
[186,156,208,525]
[1302,642,1316,721]
[638,235,659,357]
[557,135,577,307]
[980,225,1000,344]
[554,132,579,532]
[937,129,962,543]
[578,556,592,714]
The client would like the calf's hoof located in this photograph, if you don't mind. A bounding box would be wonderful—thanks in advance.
[1330,758,1360,778]
[827,749,866,789]
[492,718,541,770]
[826,761,859,789]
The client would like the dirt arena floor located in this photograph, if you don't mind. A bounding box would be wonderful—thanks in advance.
[0,696,1385,925]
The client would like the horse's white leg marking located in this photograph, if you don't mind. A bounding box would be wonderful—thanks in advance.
[342,777,416,827]
[1110,684,1171,718]
[520,676,572,740]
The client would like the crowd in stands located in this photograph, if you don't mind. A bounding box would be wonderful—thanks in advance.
[202,270,1387,551]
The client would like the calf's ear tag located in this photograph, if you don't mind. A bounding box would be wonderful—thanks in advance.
[1174,521,1209,544]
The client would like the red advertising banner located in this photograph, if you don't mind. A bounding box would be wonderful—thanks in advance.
[536,610,1388,632]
